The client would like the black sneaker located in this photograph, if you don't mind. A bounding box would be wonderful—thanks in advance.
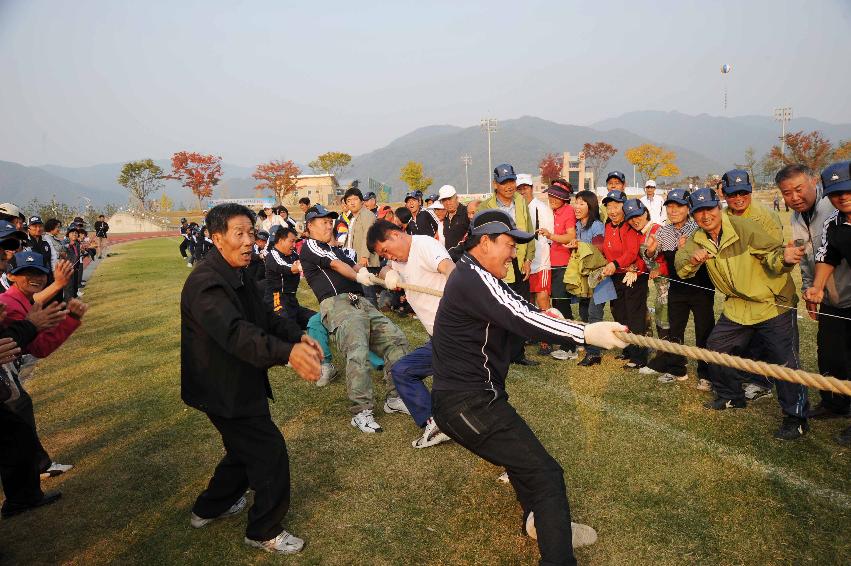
[1,491,62,519]
[836,425,851,447]
[703,397,746,410]
[577,355,601,367]
[774,416,809,441]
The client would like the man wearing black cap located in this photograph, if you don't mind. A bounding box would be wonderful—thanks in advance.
[94,215,109,259]
[25,217,52,275]
[363,192,378,215]
[432,209,628,565]
[676,188,810,440]
[404,192,438,237]
[299,204,410,433]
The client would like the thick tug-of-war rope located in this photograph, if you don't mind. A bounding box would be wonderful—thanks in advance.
[366,274,851,395]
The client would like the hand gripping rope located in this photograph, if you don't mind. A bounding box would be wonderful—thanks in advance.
[366,274,851,396]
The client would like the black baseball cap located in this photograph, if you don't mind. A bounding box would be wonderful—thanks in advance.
[470,209,535,243]
[363,192,376,200]
[28,215,43,225]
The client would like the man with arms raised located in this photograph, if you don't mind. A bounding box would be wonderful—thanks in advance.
[367,220,454,448]
[432,209,629,565]
[181,203,322,555]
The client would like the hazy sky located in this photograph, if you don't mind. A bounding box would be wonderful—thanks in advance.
[2,0,850,168]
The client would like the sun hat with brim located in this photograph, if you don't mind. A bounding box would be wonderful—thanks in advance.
[664,188,690,206]
[544,185,572,201]
[0,222,27,242]
[469,209,535,243]
[602,190,627,204]
[9,251,50,275]
[304,205,339,222]
[688,188,721,214]
[721,169,752,195]
[427,201,444,210]
[821,161,851,196]
[623,199,648,221]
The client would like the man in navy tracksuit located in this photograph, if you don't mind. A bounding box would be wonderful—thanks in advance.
[431,209,628,565]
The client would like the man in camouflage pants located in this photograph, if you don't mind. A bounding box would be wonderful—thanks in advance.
[298,205,409,434]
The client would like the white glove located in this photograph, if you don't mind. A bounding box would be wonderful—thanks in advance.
[544,307,565,319]
[355,268,374,286]
[583,322,629,350]
[623,271,638,287]
[384,269,403,290]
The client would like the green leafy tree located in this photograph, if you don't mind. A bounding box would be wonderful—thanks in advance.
[118,159,165,211]
[308,151,352,178]
[399,161,433,192]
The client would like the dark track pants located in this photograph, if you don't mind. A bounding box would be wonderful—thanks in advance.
[706,311,809,418]
[193,413,291,542]
[507,260,532,362]
[550,266,578,353]
[392,341,434,428]
[816,304,851,415]
[0,406,44,510]
[433,389,576,566]
[610,273,649,365]
[6,388,52,473]
[647,287,715,377]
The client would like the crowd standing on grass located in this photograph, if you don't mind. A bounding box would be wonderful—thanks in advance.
[2,158,851,565]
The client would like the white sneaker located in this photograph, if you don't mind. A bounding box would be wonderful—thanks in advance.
[497,471,510,483]
[383,396,411,415]
[245,530,304,555]
[551,349,578,361]
[190,494,247,528]
[744,383,773,401]
[657,372,688,383]
[412,417,451,448]
[351,409,383,433]
[638,366,658,375]
[187,262,193,268]
[315,363,338,387]
[696,378,713,391]
[76,290,84,297]
[524,512,598,548]
[40,462,73,479]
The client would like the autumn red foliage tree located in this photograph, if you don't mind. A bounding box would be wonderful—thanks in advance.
[538,153,564,185]
[768,131,834,174]
[253,160,302,204]
[168,151,222,211]
[581,142,618,188]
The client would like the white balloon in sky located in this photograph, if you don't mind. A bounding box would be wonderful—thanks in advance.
[721,63,732,74]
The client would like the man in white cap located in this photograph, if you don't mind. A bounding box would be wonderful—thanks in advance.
[438,185,468,249]
[516,174,555,323]
[640,180,666,225]
[427,201,446,245]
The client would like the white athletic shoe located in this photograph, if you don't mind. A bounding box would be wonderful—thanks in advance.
[550,349,579,361]
[657,372,688,383]
[315,363,338,387]
[412,417,451,448]
[187,262,193,268]
[245,530,304,555]
[190,494,247,528]
[351,409,383,433]
[744,383,773,401]
[40,462,73,479]
[638,366,658,375]
[383,396,411,415]
[497,471,510,483]
[696,378,713,391]
[524,512,598,548]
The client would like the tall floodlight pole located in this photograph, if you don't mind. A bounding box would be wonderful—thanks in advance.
[774,107,792,156]
[480,118,498,189]
[461,154,472,194]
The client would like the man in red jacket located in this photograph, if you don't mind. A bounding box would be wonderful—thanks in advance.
[600,178,649,368]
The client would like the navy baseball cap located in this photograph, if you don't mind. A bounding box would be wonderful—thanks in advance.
[493,163,517,184]
[0,221,27,242]
[721,169,752,195]
[9,251,50,275]
[304,204,339,222]
[821,161,851,196]
[688,188,721,214]
[28,215,43,225]
[66,223,80,234]
[363,192,377,200]
[602,189,627,204]
[404,191,420,202]
[470,209,535,243]
[606,171,627,184]
[426,194,438,202]
[622,199,648,221]
[664,188,690,206]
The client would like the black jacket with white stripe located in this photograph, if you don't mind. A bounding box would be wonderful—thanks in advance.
[432,253,586,394]
[299,238,362,303]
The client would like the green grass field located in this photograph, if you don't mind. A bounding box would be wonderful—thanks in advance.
[0,237,849,566]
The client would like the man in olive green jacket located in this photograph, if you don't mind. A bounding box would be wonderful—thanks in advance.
[478,164,538,366]
[675,187,810,441]
[721,168,784,248]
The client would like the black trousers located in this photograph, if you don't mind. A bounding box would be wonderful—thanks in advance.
[179,239,190,258]
[193,413,291,542]
[0,406,44,509]
[610,273,649,365]
[816,304,851,414]
[507,260,532,362]
[706,311,809,418]
[6,388,52,473]
[433,389,576,566]
[647,287,715,377]
[273,293,316,330]
[550,266,578,352]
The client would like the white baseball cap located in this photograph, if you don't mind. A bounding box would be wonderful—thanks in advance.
[438,185,457,200]
[516,174,533,187]
[428,201,445,210]
[645,179,657,188]
[0,202,22,219]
